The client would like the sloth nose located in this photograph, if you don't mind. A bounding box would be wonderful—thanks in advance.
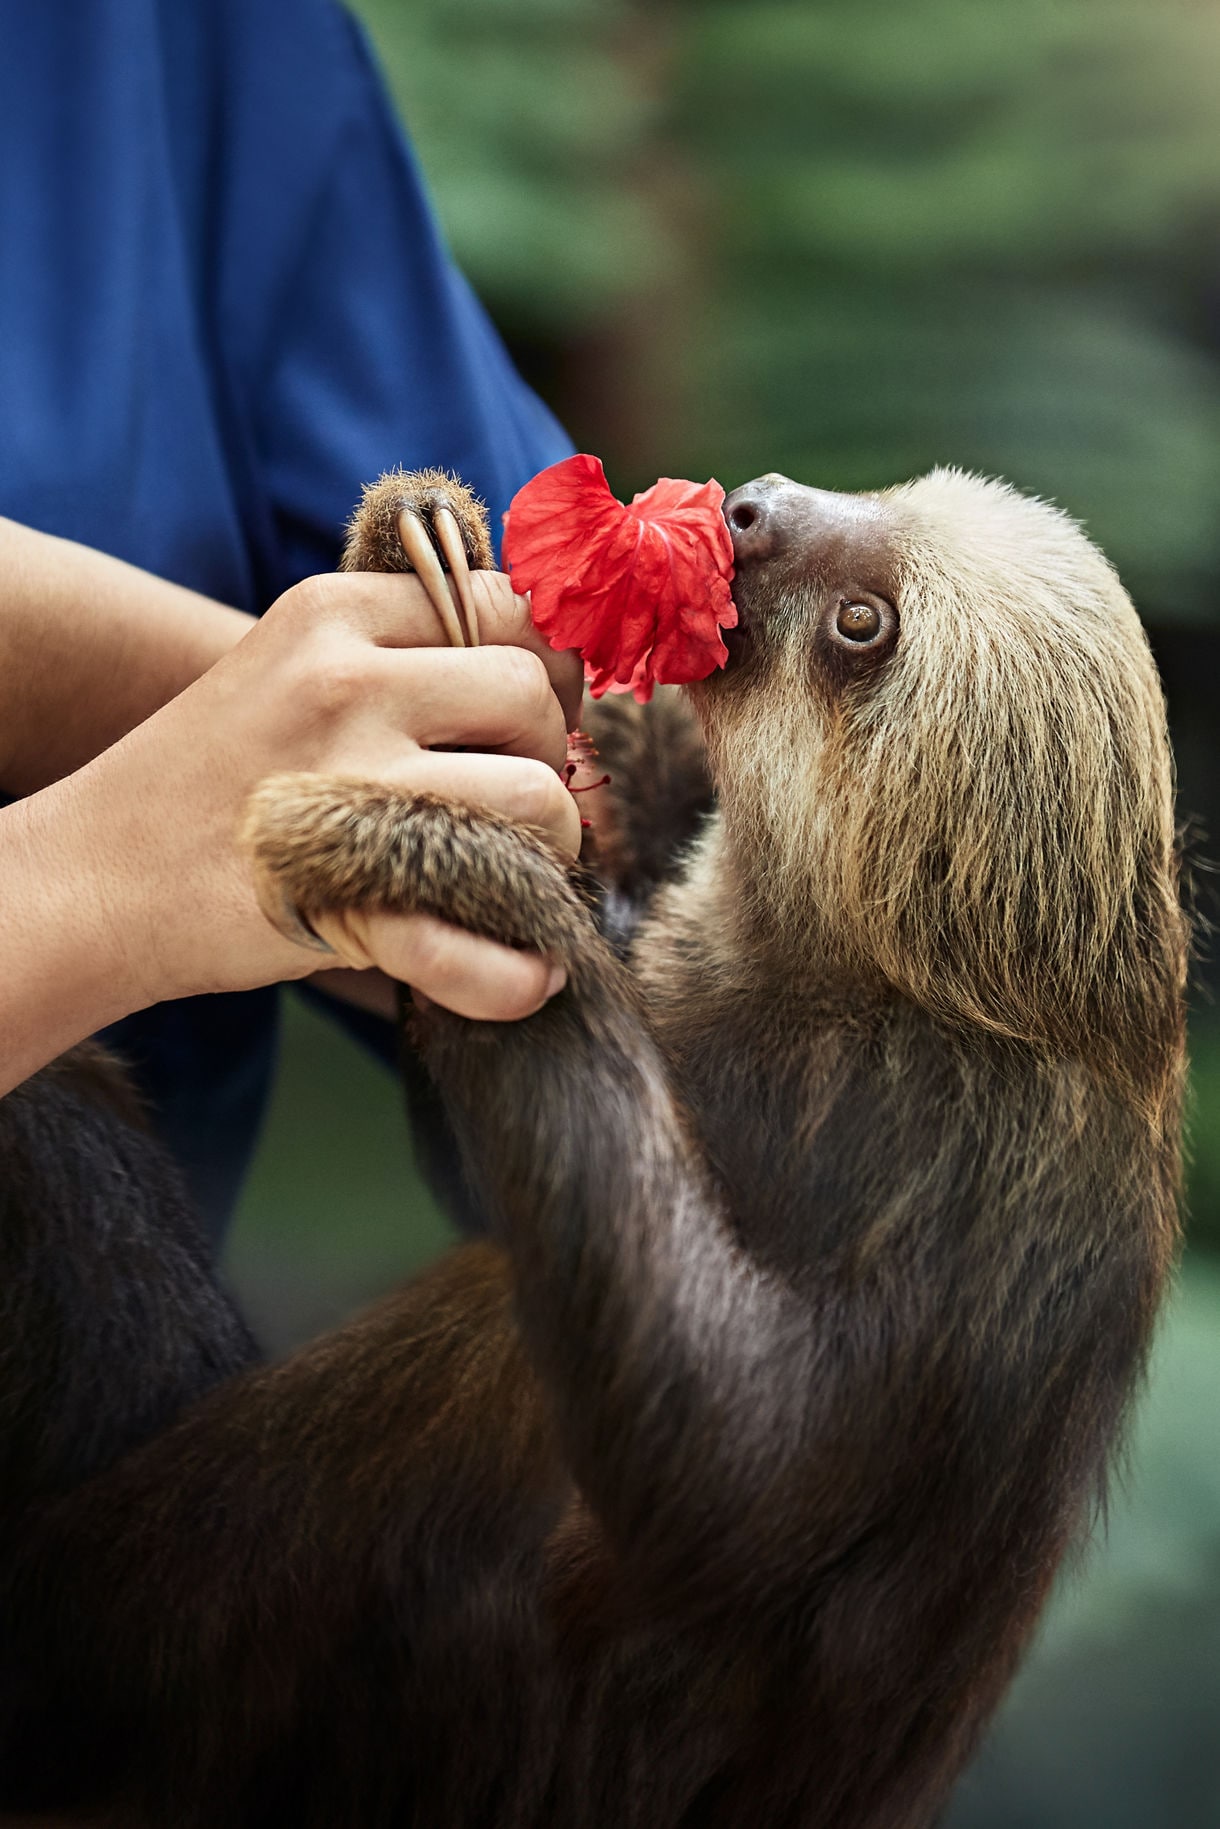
[723,475,799,565]
[725,475,886,571]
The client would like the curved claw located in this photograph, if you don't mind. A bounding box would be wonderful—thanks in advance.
[246,869,337,957]
[396,508,466,648]
[307,907,380,972]
[255,877,379,972]
[433,505,481,647]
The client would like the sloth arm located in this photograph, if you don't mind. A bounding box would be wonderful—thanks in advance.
[423,973,826,1618]
[579,687,715,922]
[250,785,1054,1628]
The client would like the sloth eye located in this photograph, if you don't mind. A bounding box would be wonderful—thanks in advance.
[834,599,881,643]
[824,593,897,664]
[835,601,882,642]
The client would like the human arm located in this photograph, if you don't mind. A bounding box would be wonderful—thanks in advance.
[0,562,583,1099]
[0,517,255,797]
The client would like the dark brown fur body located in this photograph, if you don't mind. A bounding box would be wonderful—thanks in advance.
[0,471,1187,1827]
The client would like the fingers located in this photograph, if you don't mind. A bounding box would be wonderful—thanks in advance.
[288,570,584,731]
[382,644,572,772]
[353,910,566,1021]
[454,576,583,729]
[391,750,582,859]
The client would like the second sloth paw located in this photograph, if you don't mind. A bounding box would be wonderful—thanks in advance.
[341,468,495,647]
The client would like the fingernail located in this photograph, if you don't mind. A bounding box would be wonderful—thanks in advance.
[544,964,567,999]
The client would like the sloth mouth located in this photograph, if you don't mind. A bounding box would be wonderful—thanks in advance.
[722,615,752,665]
[720,577,765,672]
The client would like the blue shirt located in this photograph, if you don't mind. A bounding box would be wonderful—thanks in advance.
[0,0,571,1233]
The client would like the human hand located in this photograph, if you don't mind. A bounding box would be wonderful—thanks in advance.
[45,569,583,1028]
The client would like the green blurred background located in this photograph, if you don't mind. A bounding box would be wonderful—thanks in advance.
[225,3,1220,1821]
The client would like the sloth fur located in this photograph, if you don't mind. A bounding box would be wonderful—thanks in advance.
[0,468,1187,1829]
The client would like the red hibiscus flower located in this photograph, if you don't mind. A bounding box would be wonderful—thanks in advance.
[502,454,737,702]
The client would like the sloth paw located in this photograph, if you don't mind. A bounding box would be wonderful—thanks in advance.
[240,773,590,975]
[581,689,714,900]
[341,468,494,647]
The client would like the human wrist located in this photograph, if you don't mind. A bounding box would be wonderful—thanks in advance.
[51,710,293,1013]
[0,781,152,1096]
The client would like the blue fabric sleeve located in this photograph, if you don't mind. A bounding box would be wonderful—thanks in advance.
[239,5,573,599]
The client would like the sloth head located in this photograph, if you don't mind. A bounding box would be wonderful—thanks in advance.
[691,469,1187,1104]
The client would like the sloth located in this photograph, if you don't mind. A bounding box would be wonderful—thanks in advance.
[0,467,1187,1828]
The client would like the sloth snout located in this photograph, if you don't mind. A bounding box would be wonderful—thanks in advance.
[723,475,795,566]
[725,475,892,589]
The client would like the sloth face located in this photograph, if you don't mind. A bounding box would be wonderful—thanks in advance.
[691,470,1184,1080]
[718,474,903,691]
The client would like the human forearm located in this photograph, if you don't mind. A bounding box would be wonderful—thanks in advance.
[0,517,254,796]
[0,779,148,1095]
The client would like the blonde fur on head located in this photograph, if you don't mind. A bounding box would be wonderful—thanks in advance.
[693,469,1187,1116]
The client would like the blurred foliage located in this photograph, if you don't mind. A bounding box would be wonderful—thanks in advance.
[1187,1010,1220,1252]
[351,0,1220,616]
[352,0,671,325]
[677,0,1220,614]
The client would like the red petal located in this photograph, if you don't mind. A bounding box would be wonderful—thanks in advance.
[502,454,737,702]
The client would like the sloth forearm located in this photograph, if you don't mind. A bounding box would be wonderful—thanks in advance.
[426,986,816,1604]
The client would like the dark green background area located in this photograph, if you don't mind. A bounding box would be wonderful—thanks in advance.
[227,3,1220,1820]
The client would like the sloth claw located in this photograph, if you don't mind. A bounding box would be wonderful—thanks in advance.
[340,468,494,647]
[395,506,468,649]
[432,505,481,647]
